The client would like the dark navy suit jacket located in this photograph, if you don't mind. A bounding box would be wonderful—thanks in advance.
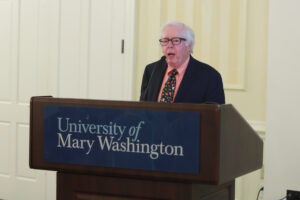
[140,56,225,104]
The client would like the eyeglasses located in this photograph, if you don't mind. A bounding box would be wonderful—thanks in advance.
[159,37,186,46]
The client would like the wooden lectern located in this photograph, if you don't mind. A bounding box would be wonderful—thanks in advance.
[30,97,263,200]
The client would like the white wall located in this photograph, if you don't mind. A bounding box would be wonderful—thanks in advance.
[0,0,135,199]
[264,0,300,199]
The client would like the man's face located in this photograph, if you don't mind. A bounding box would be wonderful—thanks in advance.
[161,25,192,68]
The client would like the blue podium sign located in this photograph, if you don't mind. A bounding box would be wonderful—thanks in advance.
[44,105,200,174]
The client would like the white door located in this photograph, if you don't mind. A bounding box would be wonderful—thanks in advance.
[0,0,135,199]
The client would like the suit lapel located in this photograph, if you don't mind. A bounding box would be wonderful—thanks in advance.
[148,58,167,101]
[174,56,194,102]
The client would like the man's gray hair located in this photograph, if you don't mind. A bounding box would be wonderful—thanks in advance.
[160,22,195,53]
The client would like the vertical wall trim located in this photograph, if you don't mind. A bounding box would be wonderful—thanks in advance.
[108,0,114,99]
[78,0,90,98]
[160,0,167,27]
[36,0,41,95]
[223,0,247,90]
[184,0,194,26]
[167,0,176,21]
[0,0,14,103]
[86,0,91,98]
[219,0,230,80]
[56,0,61,96]
[199,0,215,62]
[237,0,247,90]
[15,0,21,103]
[124,0,137,100]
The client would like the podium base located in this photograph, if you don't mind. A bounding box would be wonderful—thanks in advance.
[57,172,234,200]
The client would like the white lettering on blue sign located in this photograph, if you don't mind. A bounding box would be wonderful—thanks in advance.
[57,133,94,155]
[44,106,200,174]
[57,117,127,141]
[97,136,183,160]
[55,117,184,159]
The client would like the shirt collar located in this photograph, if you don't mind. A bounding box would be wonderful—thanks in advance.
[167,56,190,75]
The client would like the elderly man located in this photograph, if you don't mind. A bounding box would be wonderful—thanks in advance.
[140,22,225,104]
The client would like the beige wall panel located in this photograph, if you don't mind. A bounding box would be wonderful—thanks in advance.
[14,174,45,200]
[88,0,112,100]
[175,0,185,21]
[58,0,82,98]
[166,0,177,22]
[16,0,50,102]
[207,1,221,73]
[184,0,194,26]
[135,0,162,98]
[0,122,10,175]
[0,3,16,198]
[123,0,136,100]
[144,0,162,59]
[14,125,46,200]
[36,0,52,97]
[17,0,50,102]
[225,0,268,122]
[204,0,217,69]
[193,0,204,60]
[226,0,247,89]
[134,0,267,122]
[78,0,90,98]
[18,0,40,103]
[110,0,126,100]
[16,124,36,179]
[228,0,241,85]
[54,0,134,101]
[0,1,12,102]
[135,0,249,96]
[47,0,60,97]
[219,0,231,81]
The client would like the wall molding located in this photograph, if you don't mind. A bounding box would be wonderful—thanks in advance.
[135,0,249,97]
[248,120,266,140]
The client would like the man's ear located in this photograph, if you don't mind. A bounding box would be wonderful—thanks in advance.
[188,43,192,53]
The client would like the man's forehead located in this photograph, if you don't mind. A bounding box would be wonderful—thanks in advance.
[162,26,184,37]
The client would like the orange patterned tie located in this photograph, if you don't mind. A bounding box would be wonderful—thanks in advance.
[160,69,178,103]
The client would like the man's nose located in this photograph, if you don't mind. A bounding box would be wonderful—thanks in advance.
[167,40,174,47]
